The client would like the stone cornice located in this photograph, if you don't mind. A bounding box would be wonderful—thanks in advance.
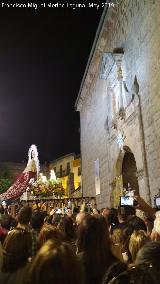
[76,36,106,111]
[75,5,118,112]
[99,52,115,80]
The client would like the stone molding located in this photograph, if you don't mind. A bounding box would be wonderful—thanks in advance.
[136,169,144,180]
[99,52,115,80]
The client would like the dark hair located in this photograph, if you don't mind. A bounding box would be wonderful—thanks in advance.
[38,224,64,248]
[135,241,160,270]
[73,207,80,214]
[18,206,32,225]
[1,215,14,230]
[2,228,32,272]
[105,264,160,284]
[120,205,136,216]
[108,208,119,232]
[120,216,147,259]
[100,208,105,213]
[50,213,62,227]
[30,240,83,284]
[127,216,147,232]
[129,230,149,262]
[31,211,44,230]
[0,204,5,214]
[117,207,127,222]
[102,261,127,284]
[57,216,75,242]
[77,215,116,284]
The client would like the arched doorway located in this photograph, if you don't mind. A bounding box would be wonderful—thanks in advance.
[111,148,139,207]
[122,150,139,195]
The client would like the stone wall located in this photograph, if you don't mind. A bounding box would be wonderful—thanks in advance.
[77,0,160,208]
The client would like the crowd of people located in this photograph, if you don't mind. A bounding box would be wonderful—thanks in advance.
[0,196,160,284]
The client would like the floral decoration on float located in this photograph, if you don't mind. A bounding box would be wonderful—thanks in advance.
[27,170,65,199]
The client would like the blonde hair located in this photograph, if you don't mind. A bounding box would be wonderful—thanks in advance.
[76,212,86,225]
[129,230,149,263]
[38,224,63,248]
[111,229,122,245]
[153,211,160,235]
[30,240,82,284]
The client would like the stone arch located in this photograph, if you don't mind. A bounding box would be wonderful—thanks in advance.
[110,149,125,208]
[122,150,139,195]
[111,146,139,207]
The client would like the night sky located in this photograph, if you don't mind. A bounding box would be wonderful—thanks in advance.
[0,1,104,163]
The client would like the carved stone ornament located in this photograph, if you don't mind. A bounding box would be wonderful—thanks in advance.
[118,107,126,120]
[116,130,126,150]
[104,116,109,132]
[99,52,115,80]
[111,117,118,129]
[136,169,144,180]
[109,179,116,187]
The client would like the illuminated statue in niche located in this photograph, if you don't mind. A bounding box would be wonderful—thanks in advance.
[0,144,40,201]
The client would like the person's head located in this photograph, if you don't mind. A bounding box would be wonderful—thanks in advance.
[30,240,83,284]
[127,216,147,232]
[77,214,110,252]
[129,230,149,262]
[73,206,80,215]
[77,215,114,284]
[1,215,14,231]
[153,211,160,235]
[0,215,17,244]
[0,204,5,215]
[10,217,18,229]
[102,260,127,284]
[92,208,99,215]
[76,212,86,226]
[135,241,160,270]
[66,208,72,218]
[104,264,160,284]
[107,208,119,231]
[2,228,32,272]
[123,205,136,217]
[111,229,122,245]
[117,207,128,223]
[17,206,32,226]
[101,208,109,218]
[57,215,75,241]
[120,216,147,260]
[38,224,63,248]
[48,213,62,226]
[31,210,44,231]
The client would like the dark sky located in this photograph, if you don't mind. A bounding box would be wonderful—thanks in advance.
[0,1,104,163]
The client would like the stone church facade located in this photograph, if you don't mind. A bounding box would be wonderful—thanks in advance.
[76,0,160,208]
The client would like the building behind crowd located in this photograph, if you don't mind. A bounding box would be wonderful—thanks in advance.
[76,0,160,208]
[0,162,49,181]
[49,153,82,198]
[0,162,25,181]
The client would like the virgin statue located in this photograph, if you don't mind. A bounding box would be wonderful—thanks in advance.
[0,144,40,201]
